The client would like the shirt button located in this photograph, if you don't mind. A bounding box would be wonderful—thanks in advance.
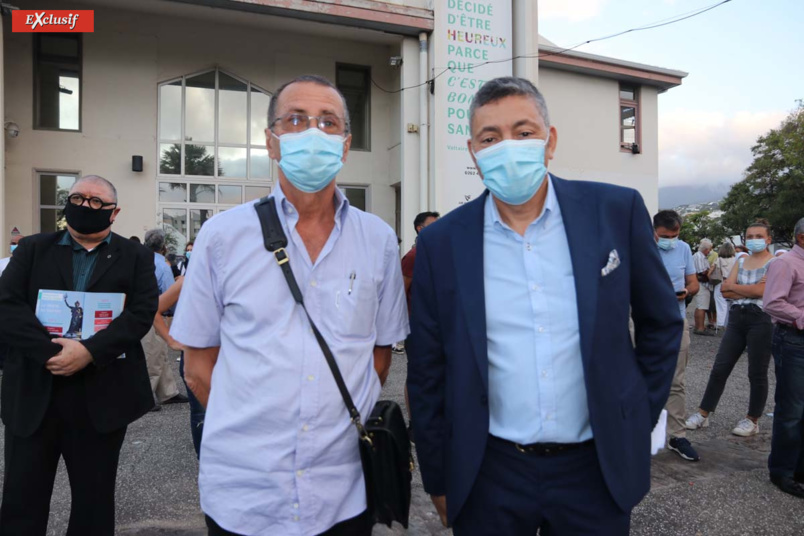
[546,413,553,420]
[293,503,299,509]
[293,515,299,522]
[307,375,315,381]
[526,243,532,251]
[532,284,540,292]
[310,280,317,287]
[541,370,548,378]
[538,326,545,333]
[302,424,309,432]
[296,470,304,477]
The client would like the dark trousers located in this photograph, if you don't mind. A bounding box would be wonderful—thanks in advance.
[768,325,804,479]
[452,436,630,535]
[700,304,773,418]
[179,351,205,458]
[0,377,127,536]
[205,510,372,536]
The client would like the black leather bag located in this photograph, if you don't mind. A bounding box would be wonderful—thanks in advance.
[254,197,412,529]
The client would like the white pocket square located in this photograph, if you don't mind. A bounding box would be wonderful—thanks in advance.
[601,249,621,277]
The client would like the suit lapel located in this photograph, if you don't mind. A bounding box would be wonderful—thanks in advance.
[87,235,121,291]
[552,177,600,366]
[450,194,489,393]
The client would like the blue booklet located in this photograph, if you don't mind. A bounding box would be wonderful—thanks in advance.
[35,290,126,341]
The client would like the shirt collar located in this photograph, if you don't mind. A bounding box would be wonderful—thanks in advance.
[486,173,558,233]
[791,244,804,259]
[273,181,349,232]
[58,230,112,251]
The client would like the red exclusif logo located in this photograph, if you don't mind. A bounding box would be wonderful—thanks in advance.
[12,10,94,32]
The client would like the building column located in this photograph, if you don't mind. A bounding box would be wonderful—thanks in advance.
[399,36,422,252]
[512,0,539,84]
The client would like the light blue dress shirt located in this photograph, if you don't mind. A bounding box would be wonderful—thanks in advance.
[483,176,592,445]
[153,252,174,295]
[658,240,695,319]
[170,184,409,536]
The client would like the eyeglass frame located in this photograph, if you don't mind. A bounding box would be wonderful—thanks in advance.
[67,193,118,211]
[269,113,351,136]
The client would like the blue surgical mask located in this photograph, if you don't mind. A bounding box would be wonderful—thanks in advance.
[185,251,191,259]
[274,128,345,193]
[657,237,678,251]
[473,137,549,206]
[746,239,768,253]
[10,244,17,254]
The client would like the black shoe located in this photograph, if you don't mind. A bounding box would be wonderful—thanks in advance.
[163,393,190,404]
[771,475,804,498]
[150,404,162,412]
[668,437,700,462]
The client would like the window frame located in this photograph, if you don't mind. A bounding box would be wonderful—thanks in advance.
[33,34,83,132]
[35,169,80,233]
[338,184,370,213]
[335,63,372,152]
[156,68,273,249]
[619,83,640,154]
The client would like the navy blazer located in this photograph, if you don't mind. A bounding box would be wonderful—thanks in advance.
[407,176,682,523]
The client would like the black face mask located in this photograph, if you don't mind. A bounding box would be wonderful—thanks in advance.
[64,203,114,235]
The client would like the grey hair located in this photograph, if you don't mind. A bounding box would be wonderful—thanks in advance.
[71,175,118,203]
[143,228,166,253]
[469,76,551,130]
[267,75,351,134]
[698,239,713,252]
[718,242,735,258]
[795,217,804,238]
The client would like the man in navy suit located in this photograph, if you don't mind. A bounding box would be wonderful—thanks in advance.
[407,77,682,534]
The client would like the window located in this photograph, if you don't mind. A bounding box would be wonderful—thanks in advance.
[336,64,371,151]
[38,172,78,232]
[34,34,81,131]
[340,185,368,212]
[158,69,272,251]
[619,83,639,153]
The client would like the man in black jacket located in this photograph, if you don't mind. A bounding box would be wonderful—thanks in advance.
[0,175,158,535]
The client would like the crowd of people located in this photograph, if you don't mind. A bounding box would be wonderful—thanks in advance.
[0,74,801,536]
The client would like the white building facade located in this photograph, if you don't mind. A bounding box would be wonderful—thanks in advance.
[1,0,685,252]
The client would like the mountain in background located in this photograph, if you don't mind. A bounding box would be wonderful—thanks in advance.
[658,183,733,209]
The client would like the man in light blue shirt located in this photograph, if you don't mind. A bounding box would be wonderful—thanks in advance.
[142,228,185,407]
[653,210,699,462]
[484,176,590,445]
[171,75,408,536]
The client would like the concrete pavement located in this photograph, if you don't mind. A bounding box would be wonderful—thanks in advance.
[1,311,803,535]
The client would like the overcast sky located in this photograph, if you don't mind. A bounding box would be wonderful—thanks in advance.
[538,0,803,189]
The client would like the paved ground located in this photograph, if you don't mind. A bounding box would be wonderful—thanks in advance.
[1,307,803,535]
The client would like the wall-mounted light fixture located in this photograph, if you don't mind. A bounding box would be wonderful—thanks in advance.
[132,155,143,172]
[4,121,20,138]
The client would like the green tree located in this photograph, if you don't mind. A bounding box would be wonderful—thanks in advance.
[720,101,804,245]
[159,144,222,177]
[679,210,729,250]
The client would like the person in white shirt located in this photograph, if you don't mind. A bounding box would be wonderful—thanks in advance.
[693,239,715,335]
[171,75,409,536]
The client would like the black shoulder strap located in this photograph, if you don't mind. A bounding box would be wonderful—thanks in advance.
[253,197,371,444]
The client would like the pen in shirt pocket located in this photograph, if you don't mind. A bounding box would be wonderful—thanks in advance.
[348,271,356,295]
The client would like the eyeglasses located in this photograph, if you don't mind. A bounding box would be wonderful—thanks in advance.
[67,194,117,211]
[270,113,347,135]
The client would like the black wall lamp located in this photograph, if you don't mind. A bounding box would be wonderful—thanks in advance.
[132,155,143,172]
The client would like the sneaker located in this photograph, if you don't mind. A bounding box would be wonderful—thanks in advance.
[685,412,710,430]
[668,437,700,462]
[732,418,759,437]
[392,344,405,355]
[693,329,715,336]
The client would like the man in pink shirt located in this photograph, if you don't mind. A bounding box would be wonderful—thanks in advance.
[764,217,804,499]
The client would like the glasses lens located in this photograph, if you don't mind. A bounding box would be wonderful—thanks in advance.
[318,115,343,134]
[89,197,105,210]
[282,114,308,133]
[68,194,84,206]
